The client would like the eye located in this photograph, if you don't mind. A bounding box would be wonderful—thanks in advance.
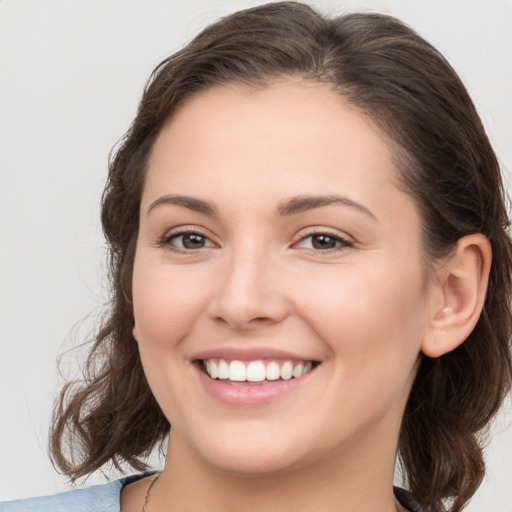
[296,232,352,251]
[164,231,215,251]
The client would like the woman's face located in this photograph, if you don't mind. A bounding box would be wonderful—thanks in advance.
[133,80,437,475]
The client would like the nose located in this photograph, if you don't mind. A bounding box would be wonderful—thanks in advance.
[208,246,290,331]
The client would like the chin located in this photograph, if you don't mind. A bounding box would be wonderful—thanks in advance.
[184,423,313,476]
[203,446,304,476]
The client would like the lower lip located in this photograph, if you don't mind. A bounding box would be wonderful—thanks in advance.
[195,364,315,407]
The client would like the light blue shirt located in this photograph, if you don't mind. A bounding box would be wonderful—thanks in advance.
[0,473,151,512]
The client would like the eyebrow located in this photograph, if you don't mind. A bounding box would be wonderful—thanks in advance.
[147,195,217,216]
[146,193,376,220]
[277,194,377,220]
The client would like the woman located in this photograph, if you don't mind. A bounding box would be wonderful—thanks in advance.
[3,2,511,511]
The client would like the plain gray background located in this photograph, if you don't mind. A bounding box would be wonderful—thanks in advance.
[1,0,511,509]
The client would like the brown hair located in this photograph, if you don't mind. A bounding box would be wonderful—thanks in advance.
[50,3,512,510]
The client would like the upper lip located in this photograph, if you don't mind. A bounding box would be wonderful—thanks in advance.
[192,346,320,362]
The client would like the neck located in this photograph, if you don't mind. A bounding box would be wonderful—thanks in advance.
[152,429,401,512]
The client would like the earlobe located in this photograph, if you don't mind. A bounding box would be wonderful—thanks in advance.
[421,234,491,358]
[132,325,139,342]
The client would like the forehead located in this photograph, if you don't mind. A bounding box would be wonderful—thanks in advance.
[144,80,401,206]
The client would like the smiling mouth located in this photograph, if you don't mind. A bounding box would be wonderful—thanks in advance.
[199,358,318,384]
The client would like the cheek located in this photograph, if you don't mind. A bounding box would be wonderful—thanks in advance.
[296,260,427,372]
[132,258,209,351]
[131,258,210,421]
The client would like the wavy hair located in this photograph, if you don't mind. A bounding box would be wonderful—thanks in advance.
[50,3,512,511]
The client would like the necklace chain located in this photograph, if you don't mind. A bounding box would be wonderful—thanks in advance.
[142,474,161,512]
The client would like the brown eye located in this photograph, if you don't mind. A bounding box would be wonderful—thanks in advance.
[181,233,207,249]
[310,234,338,250]
[296,233,353,251]
[166,232,214,250]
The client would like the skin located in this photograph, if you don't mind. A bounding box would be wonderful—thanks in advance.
[123,79,461,511]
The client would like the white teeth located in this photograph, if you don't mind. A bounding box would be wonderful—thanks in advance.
[204,358,315,382]
[292,363,304,378]
[266,361,280,381]
[247,361,266,382]
[209,360,218,379]
[281,361,293,380]
[229,360,246,381]
[218,359,229,379]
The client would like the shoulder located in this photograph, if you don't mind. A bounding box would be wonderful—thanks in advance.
[0,473,153,512]
[1,479,125,512]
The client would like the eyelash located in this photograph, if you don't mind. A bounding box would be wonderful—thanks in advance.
[160,229,354,254]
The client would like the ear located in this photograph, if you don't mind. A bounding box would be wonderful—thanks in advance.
[421,234,492,358]
[132,325,139,342]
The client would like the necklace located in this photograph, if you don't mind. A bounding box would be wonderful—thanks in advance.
[142,474,161,512]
